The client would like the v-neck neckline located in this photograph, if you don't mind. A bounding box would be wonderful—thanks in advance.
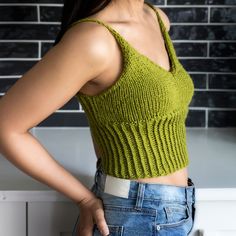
[140,1,177,75]
[72,2,177,76]
[116,1,176,75]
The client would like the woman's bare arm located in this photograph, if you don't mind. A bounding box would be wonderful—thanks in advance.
[0,22,111,205]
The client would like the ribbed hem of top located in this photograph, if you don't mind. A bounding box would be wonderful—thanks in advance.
[93,108,190,179]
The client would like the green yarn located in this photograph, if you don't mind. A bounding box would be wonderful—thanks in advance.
[68,2,195,179]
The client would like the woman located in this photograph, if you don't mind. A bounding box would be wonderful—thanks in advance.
[0,0,196,235]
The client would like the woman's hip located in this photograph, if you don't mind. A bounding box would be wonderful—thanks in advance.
[90,158,196,235]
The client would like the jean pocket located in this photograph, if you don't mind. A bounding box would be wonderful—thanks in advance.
[93,224,124,236]
[158,202,191,228]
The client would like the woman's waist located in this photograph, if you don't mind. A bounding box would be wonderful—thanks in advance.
[94,158,195,203]
[132,167,188,186]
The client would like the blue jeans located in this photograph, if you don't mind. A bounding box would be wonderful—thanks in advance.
[72,158,196,236]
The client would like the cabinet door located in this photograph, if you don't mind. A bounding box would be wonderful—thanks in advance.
[198,229,236,236]
[28,202,79,236]
[0,202,26,236]
[190,200,236,235]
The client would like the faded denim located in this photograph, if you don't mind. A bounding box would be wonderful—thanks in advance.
[72,158,196,236]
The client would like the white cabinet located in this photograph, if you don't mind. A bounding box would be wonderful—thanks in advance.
[198,230,236,236]
[28,202,78,236]
[0,191,80,236]
[1,189,236,236]
[0,202,26,236]
[189,189,236,236]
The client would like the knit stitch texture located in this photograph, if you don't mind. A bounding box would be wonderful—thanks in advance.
[68,1,195,179]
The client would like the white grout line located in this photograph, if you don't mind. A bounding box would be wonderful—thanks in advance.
[189,72,208,74]
[37,5,40,22]
[0,40,54,43]
[194,89,236,91]
[0,58,40,61]
[162,5,208,8]
[170,22,236,25]
[189,107,236,110]
[178,56,236,59]
[0,4,63,7]
[161,5,236,8]
[38,41,41,59]
[190,72,236,74]
[174,42,207,44]
[0,76,22,78]
[188,107,207,110]
[207,42,210,57]
[205,108,208,128]
[173,40,236,43]
[206,73,209,90]
[0,22,61,24]
[208,6,211,23]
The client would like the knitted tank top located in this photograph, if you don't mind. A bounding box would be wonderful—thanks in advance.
[68,2,195,179]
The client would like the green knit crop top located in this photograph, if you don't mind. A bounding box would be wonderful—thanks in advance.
[68,2,195,179]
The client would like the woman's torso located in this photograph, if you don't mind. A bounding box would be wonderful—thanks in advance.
[78,2,188,186]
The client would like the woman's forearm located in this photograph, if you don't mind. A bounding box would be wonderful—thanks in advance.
[0,130,95,205]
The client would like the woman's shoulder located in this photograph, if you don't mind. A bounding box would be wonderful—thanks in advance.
[60,19,112,75]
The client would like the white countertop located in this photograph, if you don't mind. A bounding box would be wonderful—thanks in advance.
[1,188,236,202]
[0,127,236,201]
[186,127,236,188]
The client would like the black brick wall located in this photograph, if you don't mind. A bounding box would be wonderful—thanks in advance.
[0,0,235,127]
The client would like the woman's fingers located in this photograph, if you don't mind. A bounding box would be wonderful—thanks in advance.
[93,205,110,236]
[76,196,109,236]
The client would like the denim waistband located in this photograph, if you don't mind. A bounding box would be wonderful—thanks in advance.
[95,158,195,204]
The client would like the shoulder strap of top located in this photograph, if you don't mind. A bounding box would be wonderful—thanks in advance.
[144,1,177,65]
[67,17,129,50]
[144,1,168,33]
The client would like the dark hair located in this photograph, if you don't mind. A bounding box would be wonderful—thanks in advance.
[53,0,112,46]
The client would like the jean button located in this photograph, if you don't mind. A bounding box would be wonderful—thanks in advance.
[156,225,161,231]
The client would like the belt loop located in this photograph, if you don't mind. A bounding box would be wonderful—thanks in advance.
[185,187,195,204]
[192,185,196,203]
[134,183,145,210]
[186,178,195,203]
[94,159,101,184]
[185,187,190,203]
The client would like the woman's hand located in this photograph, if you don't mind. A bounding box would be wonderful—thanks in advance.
[75,196,110,236]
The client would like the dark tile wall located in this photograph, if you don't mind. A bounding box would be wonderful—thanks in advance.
[0,0,235,127]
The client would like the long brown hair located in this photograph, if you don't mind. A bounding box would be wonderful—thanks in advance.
[53,0,112,46]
